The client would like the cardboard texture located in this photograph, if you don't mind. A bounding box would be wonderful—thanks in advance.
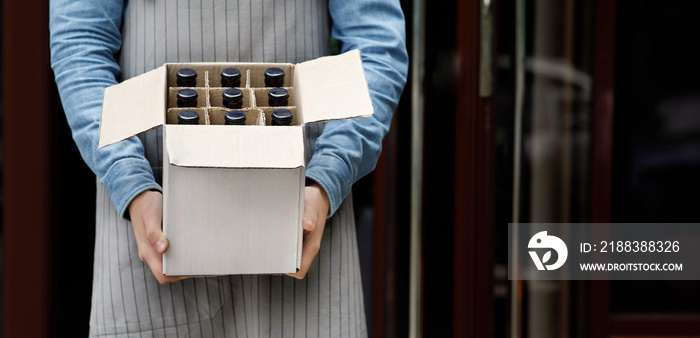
[164,125,304,169]
[98,50,372,276]
[99,66,166,148]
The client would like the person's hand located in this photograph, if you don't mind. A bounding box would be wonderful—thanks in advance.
[128,190,187,284]
[288,182,330,279]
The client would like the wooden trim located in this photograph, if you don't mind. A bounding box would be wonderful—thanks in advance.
[453,0,493,336]
[371,109,404,337]
[591,0,616,223]
[2,0,54,337]
[371,143,389,338]
[590,0,616,337]
[610,315,700,336]
[590,280,611,338]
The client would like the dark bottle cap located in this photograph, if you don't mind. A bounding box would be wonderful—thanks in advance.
[177,89,199,107]
[264,67,285,87]
[224,110,247,125]
[271,109,293,126]
[176,68,197,87]
[222,88,244,109]
[268,88,290,106]
[221,68,242,87]
[177,110,200,125]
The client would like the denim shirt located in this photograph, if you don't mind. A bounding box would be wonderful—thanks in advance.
[49,0,408,219]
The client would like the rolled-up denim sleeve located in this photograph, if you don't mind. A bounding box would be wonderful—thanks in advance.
[50,0,161,219]
[306,0,409,216]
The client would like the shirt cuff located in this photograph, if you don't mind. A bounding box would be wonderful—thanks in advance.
[100,157,162,220]
[305,153,353,218]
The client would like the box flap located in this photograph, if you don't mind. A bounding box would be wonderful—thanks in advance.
[165,125,305,168]
[294,50,374,124]
[98,66,167,148]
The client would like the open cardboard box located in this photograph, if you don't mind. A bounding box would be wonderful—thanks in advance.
[98,50,373,275]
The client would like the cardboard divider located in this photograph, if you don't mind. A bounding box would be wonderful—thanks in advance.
[261,107,299,126]
[247,64,295,88]
[208,108,264,126]
[206,65,249,88]
[167,66,208,87]
[209,88,254,109]
[166,107,208,125]
[253,87,295,108]
[168,88,208,108]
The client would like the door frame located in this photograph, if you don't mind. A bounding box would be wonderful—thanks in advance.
[453,0,495,336]
[589,0,616,336]
[2,0,55,337]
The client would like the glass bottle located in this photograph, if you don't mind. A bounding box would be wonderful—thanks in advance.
[177,110,200,125]
[264,67,285,87]
[221,68,241,87]
[224,110,247,125]
[176,68,197,87]
[177,89,199,107]
[271,109,293,126]
[222,88,244,109]
[268,88,289,106]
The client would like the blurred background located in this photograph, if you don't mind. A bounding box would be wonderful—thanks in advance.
[4,0,700,337]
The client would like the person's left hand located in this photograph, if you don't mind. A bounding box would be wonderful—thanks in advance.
[288,182,330,279]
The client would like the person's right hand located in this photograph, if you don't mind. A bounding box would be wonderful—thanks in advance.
[128,190,186,284]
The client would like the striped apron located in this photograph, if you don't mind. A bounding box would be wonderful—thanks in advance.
[89,0,366,336]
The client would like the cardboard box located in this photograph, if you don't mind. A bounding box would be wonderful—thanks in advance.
[98,50,373,275]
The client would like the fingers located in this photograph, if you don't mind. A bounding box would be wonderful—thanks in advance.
[302,186,318,232]
[288,230,322,279]
[146,221,169,254]
[288,184,330,279]
[302,182,328,232]
[129,190,186,284]
[302,216,316,232]
[141,246,187,284]
[139,233,186,284]
[137,192,168,254]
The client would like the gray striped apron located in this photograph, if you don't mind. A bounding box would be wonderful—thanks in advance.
[89,0,367,336]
